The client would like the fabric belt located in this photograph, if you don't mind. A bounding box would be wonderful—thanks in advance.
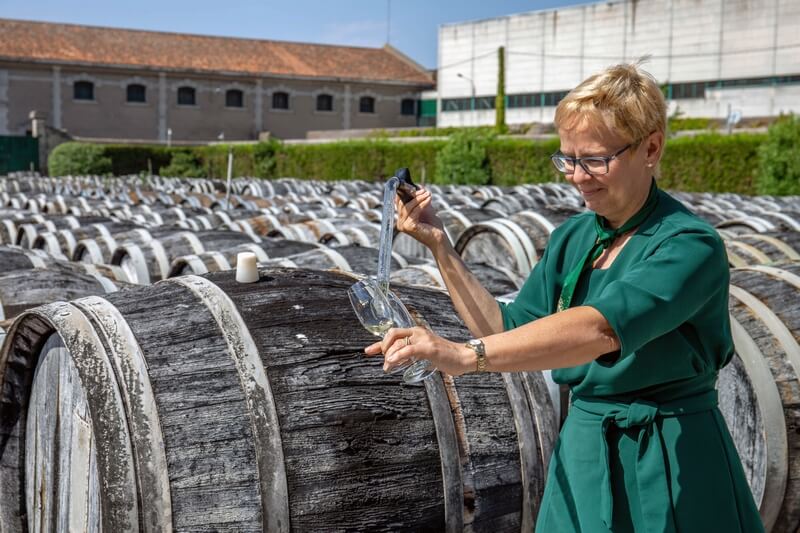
[571,389,719,533]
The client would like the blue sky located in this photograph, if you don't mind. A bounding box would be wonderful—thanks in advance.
[2,0,582,69]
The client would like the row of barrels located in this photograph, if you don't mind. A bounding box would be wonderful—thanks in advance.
[5,175,799,226]
[4,179,800,277]
[0,238,522,323]
[1,261,800,531]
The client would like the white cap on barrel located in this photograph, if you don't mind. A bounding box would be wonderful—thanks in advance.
[236,252,259,283]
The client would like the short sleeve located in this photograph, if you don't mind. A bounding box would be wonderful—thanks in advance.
[497,244,554,331]
[583,230,729,359]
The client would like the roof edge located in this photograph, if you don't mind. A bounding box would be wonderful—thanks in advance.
[382,44,433,81]
[0,55,435,88]
[0,17,393,54]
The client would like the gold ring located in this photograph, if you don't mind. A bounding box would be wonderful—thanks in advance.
[404,336,411,347]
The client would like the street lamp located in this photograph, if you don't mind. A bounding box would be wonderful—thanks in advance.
[456,72,476,126]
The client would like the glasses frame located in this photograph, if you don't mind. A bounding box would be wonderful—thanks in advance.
[551,143,633,176]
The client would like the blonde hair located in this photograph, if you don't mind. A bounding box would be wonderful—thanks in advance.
[554,60,666,146]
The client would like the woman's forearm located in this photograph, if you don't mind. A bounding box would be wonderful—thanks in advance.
[478,306,620,373]
[430,236,505,338]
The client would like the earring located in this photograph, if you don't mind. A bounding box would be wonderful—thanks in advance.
[647,163,654,168]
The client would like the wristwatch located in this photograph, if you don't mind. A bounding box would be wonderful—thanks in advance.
[465,338,487,373]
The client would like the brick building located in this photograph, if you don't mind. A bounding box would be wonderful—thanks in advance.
[0,18,434,142]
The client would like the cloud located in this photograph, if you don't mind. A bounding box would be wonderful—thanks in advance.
[320,20,387,47]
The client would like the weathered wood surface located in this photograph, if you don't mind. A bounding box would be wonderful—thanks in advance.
[167,252,232,277]
[730,232,800,263]
[728,265,800,533]
[186,230,259,252]
[455,220,536,278]
[509,206,582,257]
[319,221,381,247]
[210,268,553,530]
[262,248,352,272]
[0,268,556,531]
[168,239,336,278]
[439,208,503,247]
[0,268,117,321]
[25,333,102,533]
[323,244,408,275]
[0,245,43,271]
[389,261,521,297]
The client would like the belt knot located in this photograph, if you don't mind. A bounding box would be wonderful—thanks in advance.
[613,399,659,429]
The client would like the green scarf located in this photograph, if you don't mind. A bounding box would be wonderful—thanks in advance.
[557,179,659,312]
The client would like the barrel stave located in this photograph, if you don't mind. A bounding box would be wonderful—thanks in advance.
[105,282,263,531]
[208,269,447,530]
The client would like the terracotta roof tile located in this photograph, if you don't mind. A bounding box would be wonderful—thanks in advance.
[0,18,434,86]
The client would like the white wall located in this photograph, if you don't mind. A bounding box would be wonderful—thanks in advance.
[436,0,800,126]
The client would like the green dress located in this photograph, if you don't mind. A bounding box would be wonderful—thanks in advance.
[498,187,764,533]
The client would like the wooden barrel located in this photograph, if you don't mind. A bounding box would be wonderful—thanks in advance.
[261,247,353,271]
[167,251,234,277]
[454,219,537,278]
[110,231,208,284]
[166,239,324,277]
[0,268,120,322]
[0,244,130,284]
[0,214,47,244]
[390,261,523,297]
[0,268,556,531]
[228,213,284,237]
[272,219,341,243]
[724,232,800,265]
[716,217,778,235]
[508,207,583,257]
[393,208,504,261]
[15,217,82,248]
[32,221,139,259]
[319,221,381,248]
[722,262,800,532]
[72,228,159,265]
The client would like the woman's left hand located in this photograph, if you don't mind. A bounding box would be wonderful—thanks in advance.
[364,326,473,377]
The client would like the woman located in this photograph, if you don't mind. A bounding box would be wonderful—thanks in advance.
[365,63,764,532]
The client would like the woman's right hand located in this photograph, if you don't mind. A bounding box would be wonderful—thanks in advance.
[395,187,446,250]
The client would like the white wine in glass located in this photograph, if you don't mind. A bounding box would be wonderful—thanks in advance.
[347,277,436,382]
[364,318,394,338]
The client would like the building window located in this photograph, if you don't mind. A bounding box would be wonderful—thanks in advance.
[316,93,333,111]
[74,81,94,101]
[442,98,470,112]
[127,84,146,103]
[401,98,416,116]
[671,82,706,100]
[476,96,495,110]
[359,96,375,113]
[272,91,289,110]
[226,89,244,108]
[177,86,196,106]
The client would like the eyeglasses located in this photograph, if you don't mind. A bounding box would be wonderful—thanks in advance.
[551,143,633,175]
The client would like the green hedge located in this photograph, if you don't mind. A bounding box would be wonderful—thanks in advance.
[275,139,444,182]
[48,132,782,194]
[102,144,172,175]
[486,137,561,186]
[755,115,800,195]
[659,133,763,194]
[49,142,113,176]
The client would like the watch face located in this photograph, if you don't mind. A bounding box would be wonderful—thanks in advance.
[468,339,482,348]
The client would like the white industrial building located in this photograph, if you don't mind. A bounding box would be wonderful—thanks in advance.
[433,0,800,127]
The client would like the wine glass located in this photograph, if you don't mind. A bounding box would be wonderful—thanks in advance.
[347,278,436,383]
